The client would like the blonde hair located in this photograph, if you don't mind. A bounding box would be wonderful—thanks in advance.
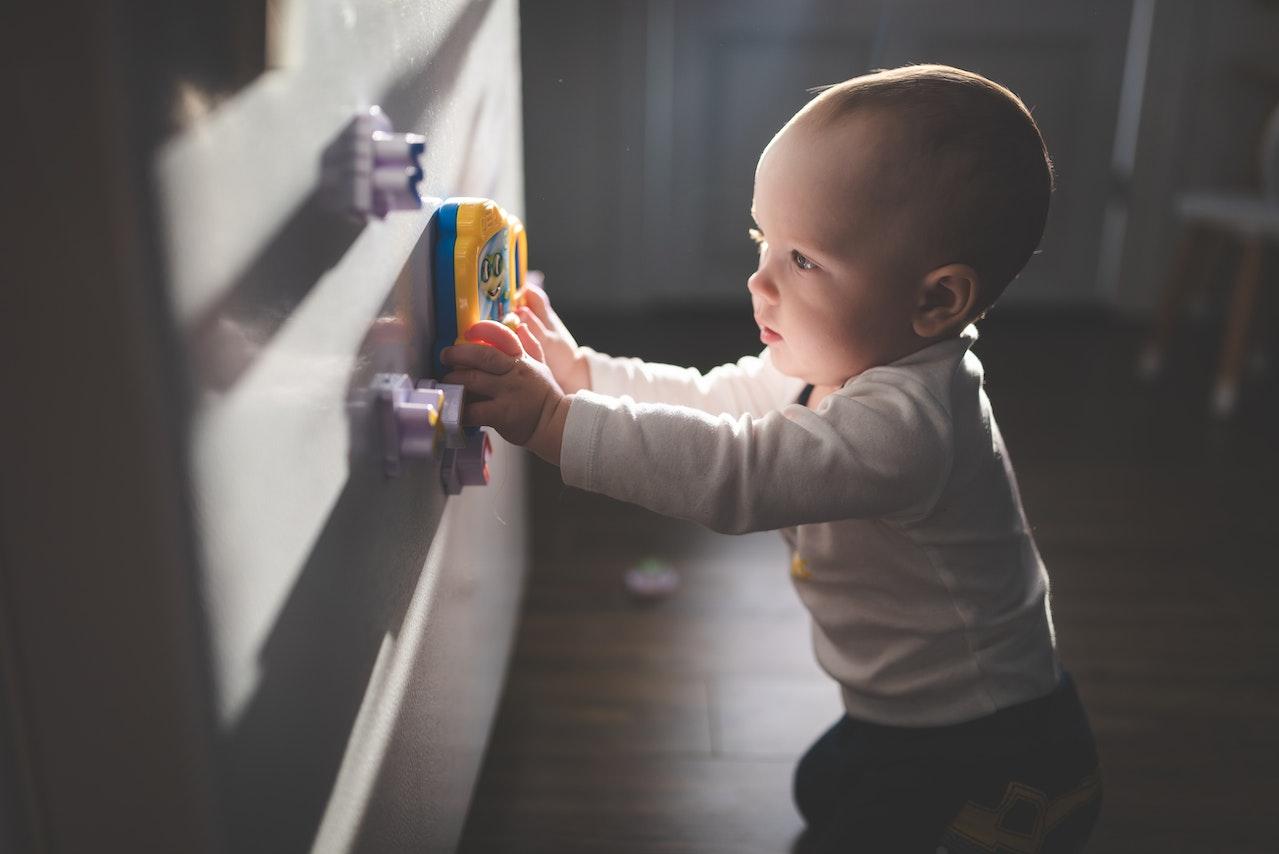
[797,64,1054,313]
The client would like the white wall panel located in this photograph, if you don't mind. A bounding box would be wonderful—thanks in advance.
[152,0,528,851]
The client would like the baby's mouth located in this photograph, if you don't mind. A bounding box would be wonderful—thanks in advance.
[758,323,783,345]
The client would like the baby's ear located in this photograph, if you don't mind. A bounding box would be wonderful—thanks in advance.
[913,264,979,338]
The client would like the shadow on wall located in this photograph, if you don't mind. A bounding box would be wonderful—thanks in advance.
[193,3,501,851]
[185,188,364,392]
[183,0,498,394]
[218,461,447,854]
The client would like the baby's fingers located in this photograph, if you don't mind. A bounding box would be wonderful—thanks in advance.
[443,367,505,398]
[441,342,517,375]
[459,398,501,429]
[464,320,524,357]
[518,305,552,343]
[459,398,530,444]
[517,321,546,363]
[520,280,554,326]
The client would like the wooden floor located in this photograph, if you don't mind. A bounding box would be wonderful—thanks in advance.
[457,308,1279,853]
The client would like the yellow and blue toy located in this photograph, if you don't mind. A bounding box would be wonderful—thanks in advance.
[432,197,528,374]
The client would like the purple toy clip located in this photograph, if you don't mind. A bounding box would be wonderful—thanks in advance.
[356,373,490,493]
[375,373,444,477]
[414,380,467,449]
[322,106,426,219]
[442,430,492,495]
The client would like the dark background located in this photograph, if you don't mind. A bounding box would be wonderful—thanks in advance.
[458,2,1279,851]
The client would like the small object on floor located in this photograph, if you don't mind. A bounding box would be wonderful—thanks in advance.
[624,558,680,599]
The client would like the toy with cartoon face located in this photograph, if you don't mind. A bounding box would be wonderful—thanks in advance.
[432,198,528,376]
[478,230,509,322]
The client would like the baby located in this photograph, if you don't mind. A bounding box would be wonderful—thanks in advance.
[443,65,1101,852]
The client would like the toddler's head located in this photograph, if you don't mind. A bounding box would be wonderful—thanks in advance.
[748,64,1053,386]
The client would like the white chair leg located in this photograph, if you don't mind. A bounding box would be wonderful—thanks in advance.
[1139,225,1220,382]
[1212,238,1264,419]
[1136,345,1162,380]
[1211,380,1239,418]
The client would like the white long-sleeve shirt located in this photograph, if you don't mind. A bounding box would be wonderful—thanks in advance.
[561,325,1060,726]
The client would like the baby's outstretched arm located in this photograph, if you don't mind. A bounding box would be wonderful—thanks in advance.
[517,274,802,416]
[441,321,571,465]
[445,320,951,533]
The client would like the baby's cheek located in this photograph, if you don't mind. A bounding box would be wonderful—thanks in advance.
[803,326,866,383]
[804,324,846,358]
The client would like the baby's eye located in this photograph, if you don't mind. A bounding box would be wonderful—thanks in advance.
[748,227,767,253]
[791,250,816,271]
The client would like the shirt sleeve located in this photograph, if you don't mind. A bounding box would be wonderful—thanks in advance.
[580,347,806,417]
[560,369,954,533]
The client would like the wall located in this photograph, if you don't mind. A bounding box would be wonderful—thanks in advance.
[520,0,1132,313]
[2,1,528,852]
[521,0,1279,319]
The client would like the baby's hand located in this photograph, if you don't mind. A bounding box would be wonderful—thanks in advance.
[517,273,592,394]
[441,320,571,465]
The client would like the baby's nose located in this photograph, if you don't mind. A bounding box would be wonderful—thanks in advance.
[747,269,779,304]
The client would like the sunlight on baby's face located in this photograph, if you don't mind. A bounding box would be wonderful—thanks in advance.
[747,114,923,388]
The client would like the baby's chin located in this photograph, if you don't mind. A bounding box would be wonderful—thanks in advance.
[769,346,858,387]
[767,346,816,383]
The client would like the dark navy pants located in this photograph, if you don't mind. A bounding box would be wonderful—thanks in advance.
[793,672,1102,853]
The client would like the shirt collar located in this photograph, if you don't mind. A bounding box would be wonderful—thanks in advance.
[887,323,979,369]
